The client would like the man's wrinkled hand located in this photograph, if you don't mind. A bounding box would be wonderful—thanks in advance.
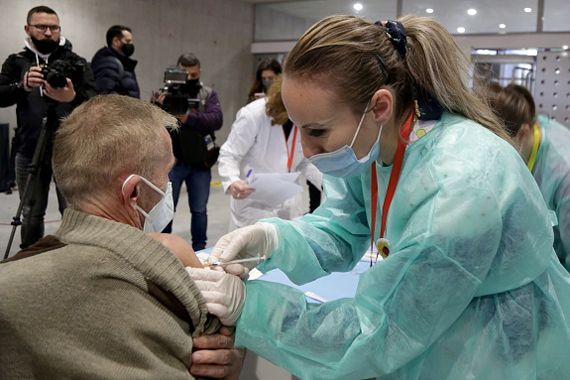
[190,326,245,379]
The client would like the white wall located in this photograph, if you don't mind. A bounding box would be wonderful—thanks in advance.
[0,0,255,143]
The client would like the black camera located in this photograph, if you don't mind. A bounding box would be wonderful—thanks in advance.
[161,67,201,115]
[41,59,85,88]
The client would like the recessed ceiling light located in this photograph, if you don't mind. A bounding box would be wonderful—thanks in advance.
[499,23,506,29]
[353,2,363,12]
[524,7,532,13]
[457,26,466,34]
[426,8,434,14]
[467,8,477,16]
[563,45,569,50]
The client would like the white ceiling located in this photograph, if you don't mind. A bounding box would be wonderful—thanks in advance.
[252,0,569,36]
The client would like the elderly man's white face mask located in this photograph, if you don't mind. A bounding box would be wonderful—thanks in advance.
[122,174,174,232]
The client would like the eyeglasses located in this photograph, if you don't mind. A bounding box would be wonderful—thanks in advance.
[29,24,61,32]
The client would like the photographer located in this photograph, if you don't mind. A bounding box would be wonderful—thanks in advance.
[0,6,96,249]
[153,53,223,251]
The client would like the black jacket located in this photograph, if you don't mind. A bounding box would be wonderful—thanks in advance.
[91,47,140,98]
[0,40,97,159]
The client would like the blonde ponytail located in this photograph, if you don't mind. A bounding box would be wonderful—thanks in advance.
[400,15,510,140]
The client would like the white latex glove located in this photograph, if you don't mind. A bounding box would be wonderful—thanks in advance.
[209,222,278,276]
[186,268,246,326]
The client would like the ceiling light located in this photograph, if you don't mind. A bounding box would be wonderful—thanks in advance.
[524,7,532,13]
[457,26,466,34]
[467,8,477,16]
[426,8,434,14]
[499,23,506,29]
[563,45,569,50]
[353,2,363,12]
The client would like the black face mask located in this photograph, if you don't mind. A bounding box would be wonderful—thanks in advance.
[186,79,200,87]
[31,37,58,54]
[121,43,135,57]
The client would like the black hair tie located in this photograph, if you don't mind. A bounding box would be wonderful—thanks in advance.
[415,86,444,121]
[375,20,407,59]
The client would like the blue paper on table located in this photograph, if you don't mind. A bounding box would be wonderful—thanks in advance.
[255,261,370,303]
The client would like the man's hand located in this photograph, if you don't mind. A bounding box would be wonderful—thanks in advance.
[22,66,45,91]
[151,91,166,106]
[190,326,245,379]
[44,78,76,103]
[176,113,189,124]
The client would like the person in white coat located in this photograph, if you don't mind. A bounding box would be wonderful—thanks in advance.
[218,76,322,229]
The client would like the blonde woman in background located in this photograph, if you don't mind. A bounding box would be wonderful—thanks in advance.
[218,75,322,230]
[489,83,570,272]
[189,16,570,379]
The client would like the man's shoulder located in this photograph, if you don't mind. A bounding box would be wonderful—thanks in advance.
[200,84,220,102]
[199,83,213,94]
[2,50,33,65]
[92,48,121,66]
[92,46,112,59]
[53,46,88,65]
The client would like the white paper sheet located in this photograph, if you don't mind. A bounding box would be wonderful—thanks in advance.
[247,172,303,206]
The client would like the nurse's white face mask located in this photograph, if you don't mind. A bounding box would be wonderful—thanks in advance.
[122,174,174,233]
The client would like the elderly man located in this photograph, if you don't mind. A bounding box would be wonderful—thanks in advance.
[0,95,242,379]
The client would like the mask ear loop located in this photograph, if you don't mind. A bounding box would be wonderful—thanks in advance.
[121,174,165,222]
[349,101,372,148]
[121,174,137,194]
[138,176,166,196]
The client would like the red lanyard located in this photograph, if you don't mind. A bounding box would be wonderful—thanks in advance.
[370,110,415,265]
[286,126,298,172]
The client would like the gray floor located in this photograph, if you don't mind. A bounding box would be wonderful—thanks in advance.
[0,169,232,258]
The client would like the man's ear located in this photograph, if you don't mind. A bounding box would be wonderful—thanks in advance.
[112,35,121,48]
[369,88,394,126]
[121,175,140,206]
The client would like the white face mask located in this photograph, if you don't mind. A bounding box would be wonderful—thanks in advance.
[122,174,174,233]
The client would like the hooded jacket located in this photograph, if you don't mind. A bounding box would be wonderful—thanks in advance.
[0,38,96,158]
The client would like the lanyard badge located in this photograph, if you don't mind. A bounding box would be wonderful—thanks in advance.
[370,109,416,265]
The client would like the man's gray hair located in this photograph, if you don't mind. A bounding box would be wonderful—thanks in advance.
[53,95,177,208]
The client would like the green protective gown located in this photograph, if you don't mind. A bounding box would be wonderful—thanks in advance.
[236,113,570,379]
[533,115,570,271]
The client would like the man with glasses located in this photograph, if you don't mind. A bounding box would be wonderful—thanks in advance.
[0,5,96,249]
[91,25,140,98]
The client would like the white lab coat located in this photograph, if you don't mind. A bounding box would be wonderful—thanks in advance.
[218,98,322,230]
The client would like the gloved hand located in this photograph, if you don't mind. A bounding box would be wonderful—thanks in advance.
[186,268,246,326]
[209,222,278,276]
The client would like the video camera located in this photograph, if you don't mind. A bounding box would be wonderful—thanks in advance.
[161,67,201,115]
[41,58,85,88]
